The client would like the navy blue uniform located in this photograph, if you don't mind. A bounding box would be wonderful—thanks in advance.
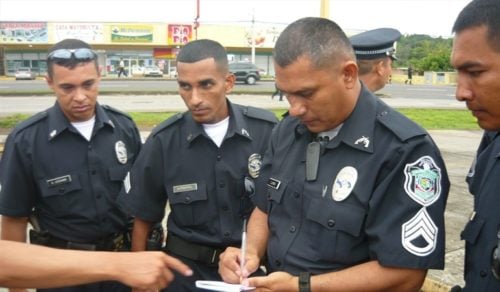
[254,86,450,275]
[0,102,141,291]
[118,101,277,291]
[461,131,500,291]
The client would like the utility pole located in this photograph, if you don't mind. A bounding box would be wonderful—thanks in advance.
[320,0,330,18]
[251,10,255,64]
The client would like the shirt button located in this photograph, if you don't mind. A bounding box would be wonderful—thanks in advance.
[88,145,92,150]
[480,270,487,277]
[96,193,102,199]
[216,155,222,161]
[293,192,300,198]
[91,170,96,175]
[222,206,229,211]
[327,219,336,227]
[224,231,230,237]
[58,188,65,194]
[101,218,107,223]
[274,259,282,267]
[289,225,296,233]
[184,196,191,203]
[219,182,225,188]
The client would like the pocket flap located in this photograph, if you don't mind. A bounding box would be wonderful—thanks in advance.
[108,165,128,181]
[460,217,485,244]
[39,174,82,197]
[168,182,207,205]
[307,198,366,236]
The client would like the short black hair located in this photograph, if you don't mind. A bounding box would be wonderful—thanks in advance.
[273,17,354,69]
[452,0,500,52]
[47,38,98,78]
[176,39,228,72]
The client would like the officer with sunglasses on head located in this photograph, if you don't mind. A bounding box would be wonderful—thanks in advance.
[0,39,142,292]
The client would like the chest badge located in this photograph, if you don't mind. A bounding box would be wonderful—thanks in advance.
[248,153,262,179]
[115,140,127,164]
[332,166,358,201]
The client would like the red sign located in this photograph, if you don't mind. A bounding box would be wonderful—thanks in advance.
[168,24,192,45]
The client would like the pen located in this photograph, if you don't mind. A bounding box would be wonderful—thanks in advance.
[240,218,248,282]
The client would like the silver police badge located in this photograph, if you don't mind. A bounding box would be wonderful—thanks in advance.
[404,156,441,207]
[115,141,127,164]
[248,153,262,179]
[332,166,358,201]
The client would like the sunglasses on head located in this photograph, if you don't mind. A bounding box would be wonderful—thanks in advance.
[47,48,96,60]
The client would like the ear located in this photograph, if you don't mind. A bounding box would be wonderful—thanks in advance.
[45,74,54,89]
[225,73,236,93]
[342,61,358,89]
[374,60,385,76]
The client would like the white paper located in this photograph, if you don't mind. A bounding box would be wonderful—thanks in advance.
[195,280,255,291]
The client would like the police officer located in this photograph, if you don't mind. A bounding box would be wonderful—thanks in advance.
[219,17,449,291]
[118,39,277,291]
[0,39,141,292]
[350,27,402,92]
[451,0,500,291]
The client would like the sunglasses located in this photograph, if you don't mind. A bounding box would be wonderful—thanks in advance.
[48,48,96,60]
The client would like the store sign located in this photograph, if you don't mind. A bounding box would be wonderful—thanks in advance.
[154,48,179,59]
[54,23,104,43]
[0,22,48,43]
[168,24,192,45]
[111,25,153,43]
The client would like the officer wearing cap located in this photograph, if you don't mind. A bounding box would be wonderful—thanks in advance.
[350,28,402,92]
[0,39,141,291]
[118,39,277,291]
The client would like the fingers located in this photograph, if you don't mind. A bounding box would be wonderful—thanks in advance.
[164,255,193,277]
[219,247,243,283]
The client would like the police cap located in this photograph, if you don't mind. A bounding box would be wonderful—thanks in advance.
[350,28,402,60]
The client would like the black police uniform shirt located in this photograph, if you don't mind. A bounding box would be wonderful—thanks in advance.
[0,102,142,242]
[118,101,277,247]
[254,85,450,275]
[461,131,500,292]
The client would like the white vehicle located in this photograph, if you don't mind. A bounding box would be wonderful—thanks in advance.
[15,67,36,80]
[143,66,163,77]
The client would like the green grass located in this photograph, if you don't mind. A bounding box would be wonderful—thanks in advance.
[0,108,480,132]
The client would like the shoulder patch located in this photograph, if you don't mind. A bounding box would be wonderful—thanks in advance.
[243,106,278,124]
[377,108,426,141]
[14,111,48,132]
[151,112,185,136]
[102,104,133,120]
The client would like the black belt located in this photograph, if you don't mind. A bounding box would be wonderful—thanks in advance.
[165,233,229,267]
[32,230,127,251]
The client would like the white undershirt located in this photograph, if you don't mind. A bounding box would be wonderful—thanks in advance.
[318,124,343,141]
[71,116,96,141]
[202,116,229,147]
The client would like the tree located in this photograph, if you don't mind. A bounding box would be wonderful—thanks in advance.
[394,35,453,72]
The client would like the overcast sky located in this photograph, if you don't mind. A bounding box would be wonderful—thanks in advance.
[0,0,471,38]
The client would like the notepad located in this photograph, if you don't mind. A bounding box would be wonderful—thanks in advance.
[195,280,255,291]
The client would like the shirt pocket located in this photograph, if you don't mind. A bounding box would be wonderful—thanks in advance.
[266,178,286,214]
[38,174,83,216]
[167,182,209,227]
[306,198,366,263]
[107,165,129,200]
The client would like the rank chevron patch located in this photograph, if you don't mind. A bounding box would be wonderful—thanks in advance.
[401,208,438,257]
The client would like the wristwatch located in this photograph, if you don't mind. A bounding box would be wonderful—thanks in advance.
[298,272,311,292]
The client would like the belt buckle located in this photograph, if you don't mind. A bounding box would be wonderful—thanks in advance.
[67,241,97,251]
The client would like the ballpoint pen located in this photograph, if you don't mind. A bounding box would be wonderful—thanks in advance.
[240,218,248,282]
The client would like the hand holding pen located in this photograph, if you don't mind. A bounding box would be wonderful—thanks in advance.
[240,218,248,283]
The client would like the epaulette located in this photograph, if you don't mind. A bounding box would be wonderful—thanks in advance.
[14,111,48,133]
[243,106,278,123]
[101,104,133,120]
[151,112,185,136]
[377,108,426,142]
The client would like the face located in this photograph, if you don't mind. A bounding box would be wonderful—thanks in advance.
[451,25,500,131]
[46,61,100,122]
[177,58,234,124]
[275,56,358,133]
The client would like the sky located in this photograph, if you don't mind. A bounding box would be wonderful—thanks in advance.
[0,0,471,38]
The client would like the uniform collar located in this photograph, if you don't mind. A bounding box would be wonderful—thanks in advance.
[47,102,114,141]
[294,84,376,153]
[183,99,253,146]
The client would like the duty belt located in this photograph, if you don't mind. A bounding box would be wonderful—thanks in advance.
[30,230,128,251]
[164,233,231,267]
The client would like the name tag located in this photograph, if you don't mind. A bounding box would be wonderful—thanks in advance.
[46,175,72,187]
[267,178,281,190]
[173,183,198,193]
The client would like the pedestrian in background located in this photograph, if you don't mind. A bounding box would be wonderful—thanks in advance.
[405,65,413,85]
[350,27,402,92]
[451,0,500,291]
[118,39,277,291]
[118,58,127,77]
[219,17,449,291]
[271,83,284,101]
[0,39,142,292]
